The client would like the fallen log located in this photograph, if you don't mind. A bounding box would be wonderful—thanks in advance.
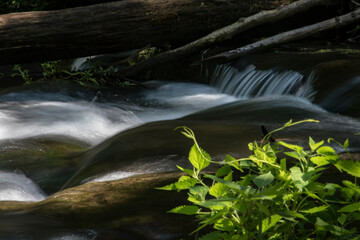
[0,0,291,65]
[121,0,338,77]
[200,8,360,63]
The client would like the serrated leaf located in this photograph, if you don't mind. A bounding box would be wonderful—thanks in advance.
[253,171,274,188]
[280,158,287,171]
[260,214,282,233]
[168,205,199,215]
[209,182,228,198]
[338,202,360,213]
[175,176,197,190]
[290,166,307,191]
[316,146,336,156]
[309,137,324,152]
[300,205,329,214]
[189,144,211,171]
[189,186,209,202]
[310,156,330,167]
[335,159,360,178]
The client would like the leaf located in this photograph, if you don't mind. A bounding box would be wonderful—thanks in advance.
[209,182,228,198]
[300,205,329,214]
[338,202,360,213]
[175,176,197,190]
[197,200,231,210]
[215,165,232,177]
[189,144,211,171]
[156,183,177,191]
[280,158,287,171]
[189,186,209,202]
[277,141,303,152]
[335,159,360,178]
[338,214,347,225]
[290,166,308,191]
[284,151,303,160]
[310,156,330,167]
[260,214,282,233]
[214,218,235,231]
[253,171,274,188]
[204,174,245,191]
[309,137,324,152]
[316,146,336,156]
[177,165,194,176]
[198,231,227,240]
[168,205,199,215]
[344,138,349,149]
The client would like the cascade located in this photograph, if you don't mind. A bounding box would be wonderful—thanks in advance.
[210,64,316,100]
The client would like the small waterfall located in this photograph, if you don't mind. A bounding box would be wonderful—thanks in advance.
[210,64,316,100]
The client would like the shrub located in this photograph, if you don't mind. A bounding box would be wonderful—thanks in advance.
[159,119,360,240]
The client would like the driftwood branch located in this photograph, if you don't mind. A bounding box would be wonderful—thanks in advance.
[121,0,338,77]
[200,8,360,63]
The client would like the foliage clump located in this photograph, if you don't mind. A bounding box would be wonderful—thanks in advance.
[11,61,125,87]
[159,120,360,240]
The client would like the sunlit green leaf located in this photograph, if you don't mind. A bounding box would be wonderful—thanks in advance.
[260,214,282,233]
[209,182,228,198]
[316,146,336,156]
[168,205,199,215]
[338,202,360,213]
[277,141,303,152]
[197,200,231,210]
[335,160,360,177]
[216,165,232,177]
[310,156,330,167]
[344,138,349,149]
[177,165,194,176]
[189,144,211,171]
[253,171,274,188]
[214,218,235,231]
[300,205,329,214]
[309,137,324,152]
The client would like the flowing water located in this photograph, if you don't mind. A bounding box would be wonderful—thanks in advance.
[0,62,360,239]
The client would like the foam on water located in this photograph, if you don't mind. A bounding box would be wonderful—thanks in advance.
[0,82,237,145]
[0,170,46,202]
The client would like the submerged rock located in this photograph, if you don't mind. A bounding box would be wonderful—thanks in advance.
[0,172,194,239]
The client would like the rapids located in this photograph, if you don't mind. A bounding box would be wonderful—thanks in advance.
[0,61,359,239]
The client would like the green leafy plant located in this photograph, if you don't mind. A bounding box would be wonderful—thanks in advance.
[159,119,360,239]
[11,64,33,85]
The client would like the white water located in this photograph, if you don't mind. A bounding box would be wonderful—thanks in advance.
[0,81,236,146]
[0,170,46,201]
[210,64,316,100]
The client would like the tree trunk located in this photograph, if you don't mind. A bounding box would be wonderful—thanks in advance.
[201,8,360,63]
[0,0,293,66]
[121,0,338,77]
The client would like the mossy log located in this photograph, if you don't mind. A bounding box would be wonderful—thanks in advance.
[0,0,294,65]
